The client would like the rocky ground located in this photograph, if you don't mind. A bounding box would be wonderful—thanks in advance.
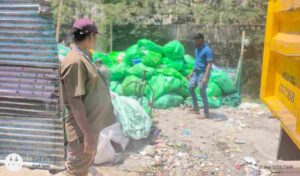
[1,102,299,176]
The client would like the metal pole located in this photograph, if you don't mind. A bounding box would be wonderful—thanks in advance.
[56,0,64,42]
[236,30,246,95]
[110,23,113,52]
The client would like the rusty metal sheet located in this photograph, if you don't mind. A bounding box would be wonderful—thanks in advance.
[0,0,65,170]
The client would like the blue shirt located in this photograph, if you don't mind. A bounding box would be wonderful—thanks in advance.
[194,44,213,72]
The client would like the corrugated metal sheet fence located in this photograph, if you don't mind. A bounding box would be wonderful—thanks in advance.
[0,0,65,170]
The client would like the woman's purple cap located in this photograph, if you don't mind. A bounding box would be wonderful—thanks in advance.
[73,18,99,34]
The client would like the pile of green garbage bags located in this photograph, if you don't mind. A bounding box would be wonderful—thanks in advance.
[58,39,240,110]
[91,39,240,110]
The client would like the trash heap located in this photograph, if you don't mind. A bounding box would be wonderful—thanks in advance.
[91,39,240,110]
[57,39,240,110]
[126,137,218,175]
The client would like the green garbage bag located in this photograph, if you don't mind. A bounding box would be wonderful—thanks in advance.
[58,44,70,56]
[154,94,184,109]
[93,52,117,68]
[140,97,151,114]
[113,96,152,140]
[156,67,189,97]
[163,40,185,60]
[141,51,163,67]
[123,44,140,66]
[208,97,222,108]
[58,44,70,61]
[210,70,236,95]
[110,63,129,81]
[111,81,118,91]
[111,81,123,95]
[137,39,162,53]
[175,83,190,98]
[122,76,150,97]
[156,67,185,80]
[108,51,121,61]
[184,54,195,68]
[92,51,106,62]
[206,82,222,97]
[149,75,182,100]
[222,93,241,107]
[181,67,193,77]
[163,57,184,71]
[127,63,155,80]
[108,51,122,66]
[184,96,202,107]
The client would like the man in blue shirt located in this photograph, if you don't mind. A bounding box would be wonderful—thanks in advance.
[189,33,213,119]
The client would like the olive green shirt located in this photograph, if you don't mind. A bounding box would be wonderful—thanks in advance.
[61,48,115,142]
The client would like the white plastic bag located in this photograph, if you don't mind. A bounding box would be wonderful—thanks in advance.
[94,123,129,165]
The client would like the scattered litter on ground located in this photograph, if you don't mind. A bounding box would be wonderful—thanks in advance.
[182,128,191,137]
[87,106,281,175]
[244,156,257,165]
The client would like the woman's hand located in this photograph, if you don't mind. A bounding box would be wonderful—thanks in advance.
[84,132,97,154]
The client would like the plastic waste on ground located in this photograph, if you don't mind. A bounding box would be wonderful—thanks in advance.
[182,128,191,137]
[113,96,152,140]
[94,123,129,165]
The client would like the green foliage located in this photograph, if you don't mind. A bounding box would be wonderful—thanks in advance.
[50,0,266,98]
[51,0,101,40]
[51,0,266,50]
[193,0,266,24]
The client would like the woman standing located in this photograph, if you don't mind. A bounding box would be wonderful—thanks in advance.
[60,18,115,176]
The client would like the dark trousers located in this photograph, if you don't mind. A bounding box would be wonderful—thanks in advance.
[188,72,209,115]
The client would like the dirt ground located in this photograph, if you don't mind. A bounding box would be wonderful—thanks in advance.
[1,102,299,176]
